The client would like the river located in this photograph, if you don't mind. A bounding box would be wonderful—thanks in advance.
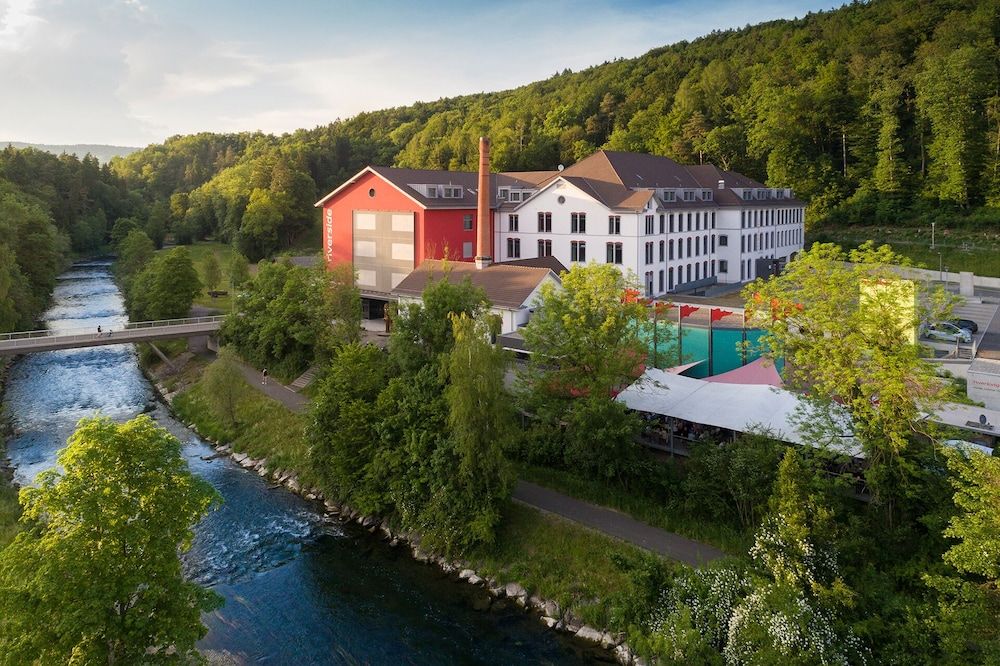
[2,260,606,665]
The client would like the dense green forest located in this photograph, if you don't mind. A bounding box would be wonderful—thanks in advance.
[106,0,999,261]
[0,147,137,332]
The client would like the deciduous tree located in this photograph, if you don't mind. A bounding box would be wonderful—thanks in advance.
[0,415,221,665]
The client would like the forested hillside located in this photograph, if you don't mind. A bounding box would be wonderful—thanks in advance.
[104,0,999,260]
[0,147,135,331]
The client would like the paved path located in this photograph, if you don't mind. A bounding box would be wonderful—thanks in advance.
[236,362,309,413]
[512,480,726,566]
[234,359,725,566]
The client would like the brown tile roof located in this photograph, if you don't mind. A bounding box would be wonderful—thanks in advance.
[497,255,568,275]
[391,260,558,309]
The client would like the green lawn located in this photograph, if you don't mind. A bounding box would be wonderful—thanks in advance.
[517,463,747,555]
[172,365,319,489]
[466,501,678,632]
[161,242,237,313]
[809,226,1000,278]
[0,476,20,549]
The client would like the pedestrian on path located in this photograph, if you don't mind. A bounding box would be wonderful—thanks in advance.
[262,368,268,386]
[96,325,102,337]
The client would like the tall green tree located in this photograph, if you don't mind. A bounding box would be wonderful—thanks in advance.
[926,450,1000,663]
[127,246,202,321]
[321,262,362,353]
[745,242,954,513]
[115,228,155,291]
[203,251,222,293]
[202,347,247,428]
[228,252,250,289]
[522,262,650,399]
[0,415,221,665]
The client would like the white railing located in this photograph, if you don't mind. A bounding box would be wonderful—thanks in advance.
[0,316,226,344]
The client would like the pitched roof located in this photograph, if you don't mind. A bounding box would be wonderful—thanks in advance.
[497,255,568,275]
[392,260,558,309]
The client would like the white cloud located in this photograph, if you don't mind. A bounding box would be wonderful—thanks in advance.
[0,0,833,145]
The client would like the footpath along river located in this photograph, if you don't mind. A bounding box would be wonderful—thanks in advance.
[2,260,607,665]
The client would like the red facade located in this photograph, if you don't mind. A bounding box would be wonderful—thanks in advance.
[320,169,493,275]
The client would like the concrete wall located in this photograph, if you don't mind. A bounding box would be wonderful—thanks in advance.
[888,265,1000,290]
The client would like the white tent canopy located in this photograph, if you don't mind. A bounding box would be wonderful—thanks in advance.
[617,367,861,457]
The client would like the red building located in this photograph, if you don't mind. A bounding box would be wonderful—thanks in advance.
[315,141,554,314]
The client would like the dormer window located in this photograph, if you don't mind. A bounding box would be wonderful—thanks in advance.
[425,185,438,198]
[701,190,713,201]
[442,186,463,198]
[498,188,509,200]
[509,191,522,202]
[682,190,695,202]
[661,189,676,202]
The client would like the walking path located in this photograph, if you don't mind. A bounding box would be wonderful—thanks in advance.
[235,362,308,413]
[235,360,725,566]
[512,480,726,566]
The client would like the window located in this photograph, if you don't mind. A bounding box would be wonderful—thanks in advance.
[537,212,552,232]
[702,190,713,201]
[669,267,674,290]
[741,236,745,253]
[509,191,522,203]
[606,242,623,264]
[662,189,676,202]
[509,214,519,232]
[686,264,691,282]
[711,211,716,229]
[696,263,700,281]
[683,190,695,201]
[669,239,674,260]
[659,240,665,262]
[571,240,586,262]
[608,215,621,235]
[694,236,700,257]
[507,238,521,259]
[677,239,683,259]
[443,186,463,198]
[687,213,692,232]
[645,241,654,264]
[711,235,715,253]
[425,186,437,198]
[645,215,654,235]
[538,239,552,257]
[695,212,701,231]
[659,214,665,234]
[741,211,746,228]
[463,214,473,231]
[571,212,587,233]
[686,237,692,256]
[368,188,376,198]
[659,270,664,292]
[719,235,728,247]
[669,214,675,233]
[498,188,509,200]
[462,241,473,258]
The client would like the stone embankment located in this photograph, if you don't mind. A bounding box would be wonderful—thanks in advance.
[152,379,645,666]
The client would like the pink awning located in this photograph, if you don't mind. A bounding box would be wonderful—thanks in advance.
[705,357,783,387]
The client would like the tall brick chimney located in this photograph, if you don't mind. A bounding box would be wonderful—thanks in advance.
[475,137,492,270]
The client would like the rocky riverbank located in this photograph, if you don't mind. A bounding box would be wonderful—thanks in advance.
[150,376,645,666]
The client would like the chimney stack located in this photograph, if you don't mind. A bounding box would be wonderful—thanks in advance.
[475,136,492,270]
[717,179,725,190]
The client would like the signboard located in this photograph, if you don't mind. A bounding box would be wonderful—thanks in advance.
[324,209,334,264]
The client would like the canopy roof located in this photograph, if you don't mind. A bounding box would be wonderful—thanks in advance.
[923,402,1000,439]
[617,368,860,457]
[704,357,783,387]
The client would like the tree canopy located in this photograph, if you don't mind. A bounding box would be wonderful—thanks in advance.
[0,415,220,664]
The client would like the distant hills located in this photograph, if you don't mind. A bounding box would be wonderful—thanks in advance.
[1,141,140,164]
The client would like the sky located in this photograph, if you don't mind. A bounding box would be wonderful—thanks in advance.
[0,0,840,147]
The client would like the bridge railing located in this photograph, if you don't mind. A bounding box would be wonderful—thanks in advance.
[0,315,227,344]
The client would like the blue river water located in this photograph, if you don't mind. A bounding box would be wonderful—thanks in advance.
[3,261,607,665]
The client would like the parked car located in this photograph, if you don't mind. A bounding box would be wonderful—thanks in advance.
[923,321,972,344]
[949,318,979,334]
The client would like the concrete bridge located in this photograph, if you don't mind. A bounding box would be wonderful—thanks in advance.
[0,316,225,356]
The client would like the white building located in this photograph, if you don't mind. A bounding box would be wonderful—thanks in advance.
[492,151,804,297]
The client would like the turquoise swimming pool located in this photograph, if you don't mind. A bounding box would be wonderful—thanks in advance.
[645,324,768,378]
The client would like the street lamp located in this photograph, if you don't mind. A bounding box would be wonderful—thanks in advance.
[931,222,936,250]
[938,252,943,283]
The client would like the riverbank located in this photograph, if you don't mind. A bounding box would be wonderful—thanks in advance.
[0,360,22,548]
[146,352,667,664]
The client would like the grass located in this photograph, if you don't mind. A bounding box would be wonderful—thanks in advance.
[809,226,1000,278]
[160,242,236,312]
[172,363,320,489]
[466,501,678,631]
[0,476,20,549]
[517,463,748,555]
